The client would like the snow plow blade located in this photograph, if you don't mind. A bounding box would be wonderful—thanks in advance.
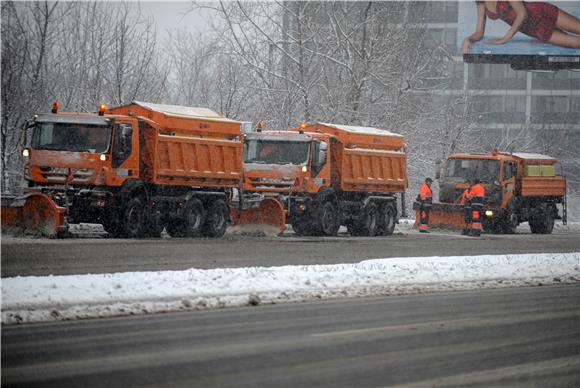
[1,193,67,238]
[230,197,286,234]
[414,202,467,230]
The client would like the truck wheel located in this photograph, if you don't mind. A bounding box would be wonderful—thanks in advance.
[317,201,339,236]
[292,218,311,236]
[379,204,396,236]
[203,199,228,237]
[145,219,164,238]
[165,221,185,238]
[502,209,518,234]
[122,197,146,238]
[530,205,555,234]
[182,198,205,237]
[103,216,122,238]
[356,204,379,237]
[346,221,361,236]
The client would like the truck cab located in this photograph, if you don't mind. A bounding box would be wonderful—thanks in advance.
[25,113,140,189]
[434,150,566,234]
[243,131,331,195]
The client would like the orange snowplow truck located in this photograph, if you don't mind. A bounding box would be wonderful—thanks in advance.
[2,102,242,238]
[419,150,567,234]
[231,123,408,236]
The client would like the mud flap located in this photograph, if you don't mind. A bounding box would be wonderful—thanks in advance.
[1,193,67,238]
[230,197,286,234]
[414,202,467,230]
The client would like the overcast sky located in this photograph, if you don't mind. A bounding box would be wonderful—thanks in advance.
[141,1,215,42]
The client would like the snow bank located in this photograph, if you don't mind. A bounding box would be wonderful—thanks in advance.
[2,253,579,325]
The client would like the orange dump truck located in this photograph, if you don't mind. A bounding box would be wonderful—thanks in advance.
[420,150,567,234]
[232,123,407,236]
[2,101,242,237]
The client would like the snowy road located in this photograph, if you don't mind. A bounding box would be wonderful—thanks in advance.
[3,285,579,387]
[2,222,579,277]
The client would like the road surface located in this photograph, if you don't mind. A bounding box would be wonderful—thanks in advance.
[2,227,579,277]
[2,284,579,387]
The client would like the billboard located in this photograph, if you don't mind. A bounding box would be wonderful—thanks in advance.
[458,1,580,70]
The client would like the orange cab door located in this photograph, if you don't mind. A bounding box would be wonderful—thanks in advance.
[308,139,331,192]
[108,118,140,186]
[501,160,518,207]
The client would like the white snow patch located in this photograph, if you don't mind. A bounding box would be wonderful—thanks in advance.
[2,253,579,325]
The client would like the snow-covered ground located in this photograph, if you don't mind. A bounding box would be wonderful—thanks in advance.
[2,252,579,325]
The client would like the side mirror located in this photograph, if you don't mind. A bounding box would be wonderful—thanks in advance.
[119,124,132,150]
[311,141,321,167]
[318,141,327,165]
[121,125,132,139]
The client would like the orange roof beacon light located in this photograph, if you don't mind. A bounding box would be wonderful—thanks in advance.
[256,120,265,132]
[98,103,107,116]
[299,121,306,134]
[51,101,60,114]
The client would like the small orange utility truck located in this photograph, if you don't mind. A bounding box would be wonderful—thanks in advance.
[421,150,567,234]
[232,123,408,236]
[2,101,243,238]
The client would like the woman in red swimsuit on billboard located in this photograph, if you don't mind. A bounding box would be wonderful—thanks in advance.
[462,1,580,54]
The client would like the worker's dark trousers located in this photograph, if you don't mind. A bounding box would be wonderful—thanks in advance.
[463,205,472,235]
[470,199,484,237]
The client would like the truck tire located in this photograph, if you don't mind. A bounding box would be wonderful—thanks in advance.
[292,218,312,236]
[103,214,123,238]
[122,197,146,238]
[530,205,555,234]
[317,201,340,236]
[378,203,396,236]
[202,199,228,237]
[350,204,379,237]
[165,221,184,238]
[502,209,518,234]
[182,198,205,237]
[145,219,164,238]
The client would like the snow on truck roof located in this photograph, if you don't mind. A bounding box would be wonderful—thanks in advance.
[134,101,220,118]
[132,101,239,123]
[319,122,403,137]
[511,152,557,161]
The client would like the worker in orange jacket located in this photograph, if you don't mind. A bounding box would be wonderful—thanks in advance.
[460,181,472,235]
[461,179,485,237]
[417,177,433,233]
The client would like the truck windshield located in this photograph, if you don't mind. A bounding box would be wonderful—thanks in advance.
[445,158,499,183]
[31,122,112,153]
[244,140,310,165]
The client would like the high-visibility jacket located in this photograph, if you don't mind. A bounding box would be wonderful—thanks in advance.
[418,183,433,201]
[461,183,485,210]
[460,188,470,205]
[470,183,485,198]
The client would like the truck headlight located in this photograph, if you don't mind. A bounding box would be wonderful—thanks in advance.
[485,210,493,217]
[22,148,30,157]
[301,166,308,172]
[99,154,107,161]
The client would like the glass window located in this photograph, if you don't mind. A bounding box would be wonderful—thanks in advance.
[32,123,112,153]
[490,64,505,79]
[503,161,517,180]
[505,96,525,112]
[446,158,499,183]
[244,140,310,165]
[534,96,568,113]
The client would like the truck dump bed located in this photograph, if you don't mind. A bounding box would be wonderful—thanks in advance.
[511,153,566,197]
[109,102,243,188]
[107,101,241,139]
[302,123,407,193]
